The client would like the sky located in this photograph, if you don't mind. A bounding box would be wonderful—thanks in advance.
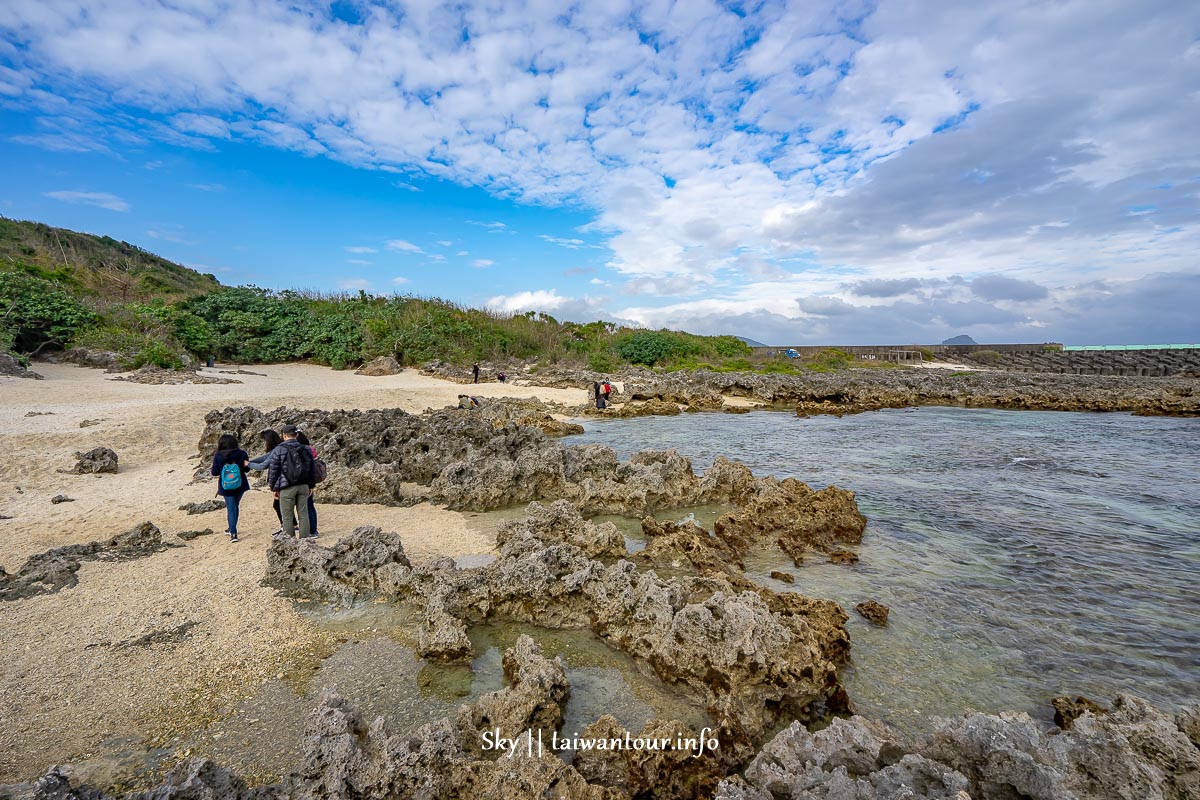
[1,0,1198,346]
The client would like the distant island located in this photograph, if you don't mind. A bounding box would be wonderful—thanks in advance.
[942,334,979,345]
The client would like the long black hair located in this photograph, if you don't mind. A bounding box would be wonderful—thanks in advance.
[260,429,282,451]
[217,434,239,454]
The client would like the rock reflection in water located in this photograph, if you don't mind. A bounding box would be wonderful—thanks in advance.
[184,602,710,780]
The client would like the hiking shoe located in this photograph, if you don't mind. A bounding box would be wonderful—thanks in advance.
[230,536,239,543]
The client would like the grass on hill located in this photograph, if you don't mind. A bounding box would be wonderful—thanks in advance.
[1,218,904,375]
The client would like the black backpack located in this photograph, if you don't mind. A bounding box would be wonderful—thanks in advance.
[283,443,313,485]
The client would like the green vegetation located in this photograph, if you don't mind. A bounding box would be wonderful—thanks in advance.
[0,217,898,375]
[0,217,220,301]
[972,349,1003,364]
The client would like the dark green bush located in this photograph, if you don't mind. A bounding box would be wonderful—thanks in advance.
[0,270,94,355]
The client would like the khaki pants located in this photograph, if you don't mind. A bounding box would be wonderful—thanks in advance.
[279,484,312,538]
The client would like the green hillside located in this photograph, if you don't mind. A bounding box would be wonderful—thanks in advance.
[0,217,221,301]
[0,218,758,372]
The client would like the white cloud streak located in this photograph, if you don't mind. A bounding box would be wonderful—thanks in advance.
[44,190,129,211]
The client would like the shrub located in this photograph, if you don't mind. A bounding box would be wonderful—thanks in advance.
[617,331,678,366]
[587,350,617,373]
[972,349,1003,364]
[0,270,94,355]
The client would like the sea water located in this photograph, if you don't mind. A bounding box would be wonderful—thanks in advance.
[572,406,1200,733]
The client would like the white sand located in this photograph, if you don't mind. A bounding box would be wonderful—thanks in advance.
[0,363,588,782]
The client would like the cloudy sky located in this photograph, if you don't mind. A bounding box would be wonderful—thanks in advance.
[1,0,1197,345]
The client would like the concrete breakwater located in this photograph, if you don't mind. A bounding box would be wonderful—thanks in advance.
[964,347,1200,376]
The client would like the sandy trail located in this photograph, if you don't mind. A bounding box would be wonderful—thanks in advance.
[0,363,588,783]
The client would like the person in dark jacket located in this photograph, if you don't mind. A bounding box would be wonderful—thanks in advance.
[249,429,288,535]
[267,424,313,539]
[295,431,320,538]
[472,362,480,383]
[210,433,249,542]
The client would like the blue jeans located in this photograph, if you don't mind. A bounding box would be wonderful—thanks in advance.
[223,493,242,537]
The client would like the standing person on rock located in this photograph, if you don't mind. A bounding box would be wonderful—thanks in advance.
[267,424,314,540]
[210,434,249,543]
[472,362,480,383]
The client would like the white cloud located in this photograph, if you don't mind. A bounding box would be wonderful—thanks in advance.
[6,0,1199,340]
[346,258,372,265]
[539,234,586,249]
[487,289,570,314]
[345,245,377,254]
[337,278,371,290]
[385,239,423,254]
[435,240,453,247]
[391,276,410,285]
[145,227,193,244]
[456,250,469,257]
[471,258,494,268]
[45,190,129,211]
[187,182,224,192]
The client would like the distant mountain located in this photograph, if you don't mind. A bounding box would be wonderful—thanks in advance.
[736,336,769,347]
[0,217,221,302]
[942,334,979,345]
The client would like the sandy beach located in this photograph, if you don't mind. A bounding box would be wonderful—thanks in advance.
[0,363,588,783]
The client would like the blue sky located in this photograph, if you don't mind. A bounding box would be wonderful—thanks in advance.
[1,0,1198,345]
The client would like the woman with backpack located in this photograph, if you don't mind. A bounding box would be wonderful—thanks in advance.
[296,431,320,538]
[211,434,249,543]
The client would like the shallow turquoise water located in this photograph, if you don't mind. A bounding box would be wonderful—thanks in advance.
[571,406,1200,731]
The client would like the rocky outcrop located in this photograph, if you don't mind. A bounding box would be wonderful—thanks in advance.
[855,600,889,626]
[717,694,1200,800]
[621,369,1200,417]
[198,409,867,563]
[264,502,852,748]
[0,352,42,379]
[44,347,123,371]
[581,399,682,418]
[66,447,119,475]
[456,634,569,745]
[178,498,225,515]
[109,366,240,385]
[263,526,412,602]
[354,356,403,375]
[0,522,176,601]
[1051,695,1107,729]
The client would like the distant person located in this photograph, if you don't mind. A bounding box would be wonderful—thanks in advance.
[267,424,314,539]
[593,381,606,410]
[497,371,507,383]
[472,362,480,383]
[601,380,612,401]
[295,431,320,538]
[210,434,249,543]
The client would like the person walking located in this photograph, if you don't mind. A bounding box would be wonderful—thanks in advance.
[472,362,480,383]
[248,428,288,535]
[295,431,320,538]
[210,434,249,543]
[267,424,314,539]
[601,380,612,402]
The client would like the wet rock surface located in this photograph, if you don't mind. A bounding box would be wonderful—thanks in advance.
[854,600,889,626]
[1051,695,1108,729]
[0,522,177,602]
[621,368,1200,417]
[66,447,119,475]
[263,501,852,752]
